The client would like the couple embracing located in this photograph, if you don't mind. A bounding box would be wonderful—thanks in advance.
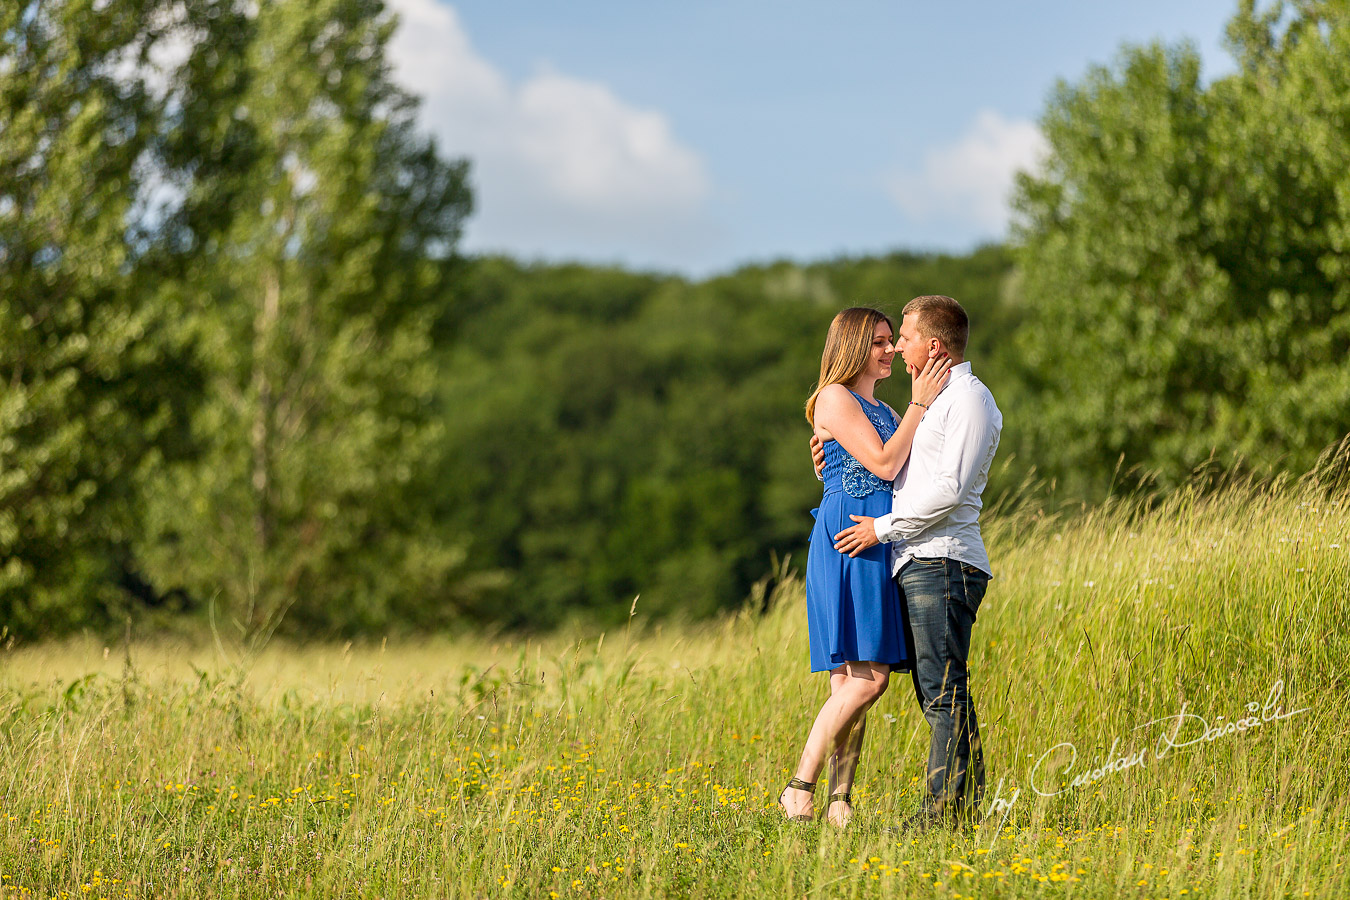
[779,296,1002,830]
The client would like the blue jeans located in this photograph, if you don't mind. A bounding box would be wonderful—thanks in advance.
[898,556,989,818]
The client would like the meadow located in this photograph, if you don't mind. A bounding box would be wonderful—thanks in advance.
[1,468,1348,899]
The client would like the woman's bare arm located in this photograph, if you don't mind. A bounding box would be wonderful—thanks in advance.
[812,357,951,480]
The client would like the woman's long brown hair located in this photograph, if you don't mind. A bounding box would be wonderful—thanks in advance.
[805,307,894,425]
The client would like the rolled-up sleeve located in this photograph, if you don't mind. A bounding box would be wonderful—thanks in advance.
[872,392,996,543]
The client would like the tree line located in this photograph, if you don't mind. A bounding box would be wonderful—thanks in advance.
[3,0,1347,641]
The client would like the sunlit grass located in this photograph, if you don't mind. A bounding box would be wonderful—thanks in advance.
[2,468,1348,898]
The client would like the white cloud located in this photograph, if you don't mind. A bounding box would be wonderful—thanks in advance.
[886,110,1047,235]
[384,0,711,261]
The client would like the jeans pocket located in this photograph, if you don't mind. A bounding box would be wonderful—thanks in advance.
[957,567,989,613]
[911,556,946,568]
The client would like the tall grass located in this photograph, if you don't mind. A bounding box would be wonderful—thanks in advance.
[2,465,1348,898]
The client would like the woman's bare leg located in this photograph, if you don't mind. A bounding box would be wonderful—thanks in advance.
[827,714,867,826]
[780,661,889,819]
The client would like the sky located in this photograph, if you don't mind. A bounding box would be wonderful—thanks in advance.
[385,0,1238,277]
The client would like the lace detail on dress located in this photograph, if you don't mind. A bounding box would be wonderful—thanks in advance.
[859,402,897,441]
[841,455,891,498]
[839,394,897,498]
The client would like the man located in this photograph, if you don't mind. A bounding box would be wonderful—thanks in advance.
[813,294,1002,829]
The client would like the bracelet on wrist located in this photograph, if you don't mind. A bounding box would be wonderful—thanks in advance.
[910,400,929,410]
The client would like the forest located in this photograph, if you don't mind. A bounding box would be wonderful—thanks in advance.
[3,0,1348,640]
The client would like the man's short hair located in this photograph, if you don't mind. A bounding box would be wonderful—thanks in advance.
[902,295,969,358]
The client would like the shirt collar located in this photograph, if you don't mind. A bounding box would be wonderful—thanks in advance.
[934,361,972,399]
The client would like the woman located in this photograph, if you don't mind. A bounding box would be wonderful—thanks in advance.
[779,306,950,827]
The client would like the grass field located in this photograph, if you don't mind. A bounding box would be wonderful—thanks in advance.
[2,470,1348,898]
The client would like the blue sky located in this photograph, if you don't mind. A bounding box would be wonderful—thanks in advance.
[387,0,1237,276]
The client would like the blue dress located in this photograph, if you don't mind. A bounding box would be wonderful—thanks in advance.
[805,391,911,673]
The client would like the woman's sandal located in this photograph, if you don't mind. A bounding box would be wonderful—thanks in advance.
[778,777,816,822]
[827,790,853,828]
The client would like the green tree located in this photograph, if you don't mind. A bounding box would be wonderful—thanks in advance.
[435,249,1016,628]
[1011,0,1350,498]
[0,0,243,637]
[135,0,473,637]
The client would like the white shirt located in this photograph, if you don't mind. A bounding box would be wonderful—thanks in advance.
[872,361,1002,577]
